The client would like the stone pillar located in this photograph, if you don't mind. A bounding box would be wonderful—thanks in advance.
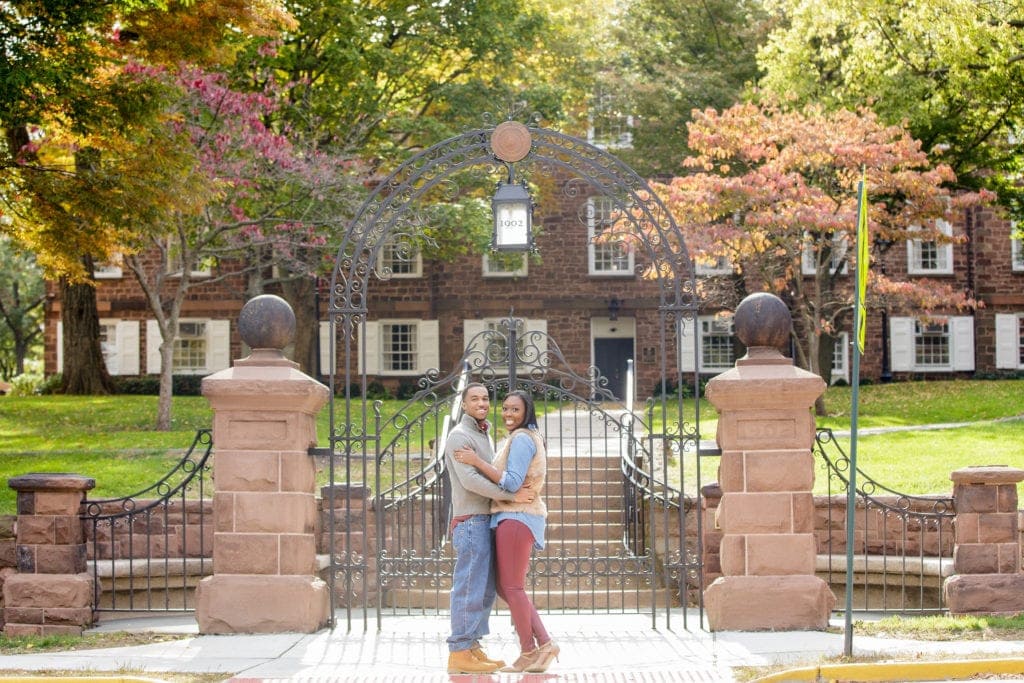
[3,474,95,636]
[702,293,835,630]
[943,466,1024,615]
[195,294,331,633]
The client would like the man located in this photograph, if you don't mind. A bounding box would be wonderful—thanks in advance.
[444,382,532,674]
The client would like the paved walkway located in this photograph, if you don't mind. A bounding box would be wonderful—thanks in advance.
[2,612,1024,682]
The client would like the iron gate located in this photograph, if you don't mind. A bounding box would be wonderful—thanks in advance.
[324,119,702,630]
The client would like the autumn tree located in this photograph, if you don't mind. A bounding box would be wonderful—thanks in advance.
[94,64,360,429]
[756,0,1024,217]
[651,103,988,411]
[1,0,294,394]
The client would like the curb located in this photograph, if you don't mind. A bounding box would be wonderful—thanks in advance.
[752,657,1024,682]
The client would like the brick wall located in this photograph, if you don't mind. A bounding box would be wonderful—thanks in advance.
[42,171,1024,387]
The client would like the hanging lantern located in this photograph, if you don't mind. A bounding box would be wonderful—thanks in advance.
[491,181,533,252]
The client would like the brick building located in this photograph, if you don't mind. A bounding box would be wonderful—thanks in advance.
[42,179,1024,397]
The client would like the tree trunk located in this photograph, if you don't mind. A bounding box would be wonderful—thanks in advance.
[813,332,836,417]
[157,333,175,431]
[281,275,319,377]
[59,257,114,395]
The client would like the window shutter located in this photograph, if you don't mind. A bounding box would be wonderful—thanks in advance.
[117,320,140,375]
[524,318,548,359]
[950,316,975,371]
[359,321,380,375]
[463,319,487,357]
[995,314,1018,369]
[801,232,816,275]
[418,320,440,373]
[208,320,231,371]
[679,318,697,372]
[146,320,162,374]
[319,321,336,375]
[56,322,63,372]
[889,317,914,372]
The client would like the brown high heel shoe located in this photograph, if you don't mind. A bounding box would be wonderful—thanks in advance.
[500,648,539,673]
[525,640,559,673]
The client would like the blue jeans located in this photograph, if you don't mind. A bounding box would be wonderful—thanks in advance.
[447,514,496,652]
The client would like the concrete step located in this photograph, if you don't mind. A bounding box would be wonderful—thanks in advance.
[383,587,679,611]
[545,522,624,541]
[545,455,621,470]
[546,509,624,525]
[544,481,624,498]
[543,469,622,485]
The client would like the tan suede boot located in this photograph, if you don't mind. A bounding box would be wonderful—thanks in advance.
[447,648,500,674]
[471,645,506,669]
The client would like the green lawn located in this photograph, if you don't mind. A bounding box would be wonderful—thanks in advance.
[1,378,1021,514]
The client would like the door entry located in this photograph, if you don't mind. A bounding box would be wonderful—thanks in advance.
[594,337,633,399]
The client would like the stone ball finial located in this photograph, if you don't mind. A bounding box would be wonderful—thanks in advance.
[734,292,791,351]
[238,294,295,350]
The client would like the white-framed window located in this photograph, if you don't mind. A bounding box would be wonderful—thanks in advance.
[588,196,634,276]
[680,315,738,373]
[907,219,954,275]
[57,320,140,375]
[93,254,123,279]
[464,318,547,368]
[588,88,633,150]
[995,313,1024,369]
[377,237,422,278]
[831,332,850,384]
[1011,221,1024,272]
[174,321,208,371]
[694,254,733,276]
[802,232,849,275]
[146,319,231,374]
[482,252,528,278]
[166,236,213,278]
[359,319,439,376]
[890,316,974,372]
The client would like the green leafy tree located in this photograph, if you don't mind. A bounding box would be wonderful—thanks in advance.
[757,0,1024,216]
[610,0,770,177]
[226,0,602,370]
[0,236,44,379]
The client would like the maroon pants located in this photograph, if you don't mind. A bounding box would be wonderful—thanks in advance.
[495,519,550,653]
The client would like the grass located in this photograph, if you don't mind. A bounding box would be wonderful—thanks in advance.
[1,378,1022,514]
[732,613,1024,681]
[850,613,1024,640]
[0,631,189,655]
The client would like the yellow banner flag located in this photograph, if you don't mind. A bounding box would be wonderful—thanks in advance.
[855,174,869,353]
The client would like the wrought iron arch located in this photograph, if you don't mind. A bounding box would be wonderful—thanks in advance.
[324,120,704,632]
[329,124,698,323]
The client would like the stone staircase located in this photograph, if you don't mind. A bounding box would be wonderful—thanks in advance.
[382,449,678,611]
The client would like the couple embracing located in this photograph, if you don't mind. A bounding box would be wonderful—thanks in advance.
[443,382,559,674]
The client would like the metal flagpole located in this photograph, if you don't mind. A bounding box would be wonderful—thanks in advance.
[845,172,869,657]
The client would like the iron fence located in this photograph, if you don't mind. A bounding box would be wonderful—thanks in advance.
[814,428,955,614]
[81,429,213,613]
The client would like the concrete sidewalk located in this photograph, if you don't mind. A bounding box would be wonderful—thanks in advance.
[1,611,1024,682]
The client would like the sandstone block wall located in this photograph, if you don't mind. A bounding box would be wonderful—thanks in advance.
[4,474,95,636]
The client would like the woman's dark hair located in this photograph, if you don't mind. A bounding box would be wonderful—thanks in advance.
[504,390,538,430]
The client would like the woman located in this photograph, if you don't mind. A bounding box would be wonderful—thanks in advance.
[453,390,559,673]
